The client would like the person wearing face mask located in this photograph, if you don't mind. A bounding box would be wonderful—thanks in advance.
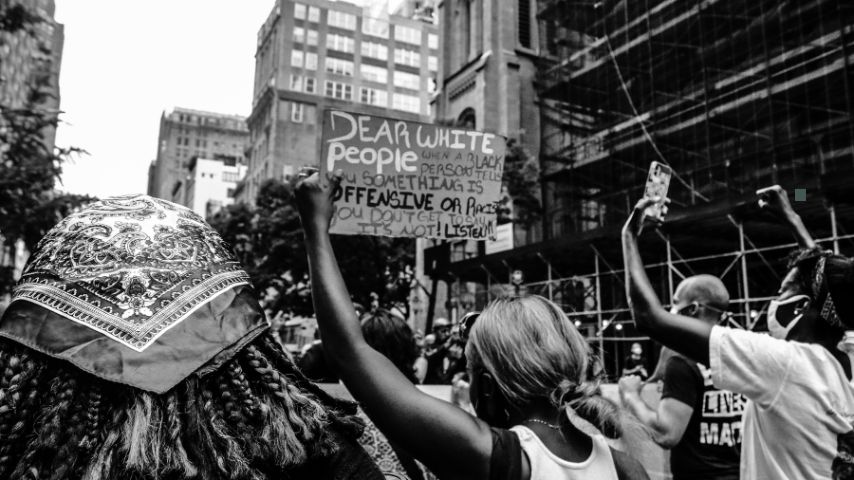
[619,275,744,480]
[622,185,854,480]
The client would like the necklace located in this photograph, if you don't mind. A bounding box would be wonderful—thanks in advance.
[524,418,561,430]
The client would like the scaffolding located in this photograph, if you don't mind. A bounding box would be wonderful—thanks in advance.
[427,0,854,379]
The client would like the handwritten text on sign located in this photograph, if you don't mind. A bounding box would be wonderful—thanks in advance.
[321,110,505,240]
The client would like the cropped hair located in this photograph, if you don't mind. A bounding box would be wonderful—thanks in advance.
[465,295,622,438]
[0,333,363,480]
[360,309,418,384]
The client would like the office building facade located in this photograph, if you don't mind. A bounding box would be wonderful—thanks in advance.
[184,157,248,219]
[238,0,439,205]
[0,0,64,149]
[147,107,249,203]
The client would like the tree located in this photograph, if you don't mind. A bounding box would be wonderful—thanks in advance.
[208,179,415,317]
[502,139,542,228]
[0,1,94,295]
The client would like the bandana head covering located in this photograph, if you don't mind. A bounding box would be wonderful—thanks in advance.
[810,254,854,330]
[0,194,268,393]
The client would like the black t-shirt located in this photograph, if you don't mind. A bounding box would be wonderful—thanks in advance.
[661,355,744,480]
[623,355,648,379]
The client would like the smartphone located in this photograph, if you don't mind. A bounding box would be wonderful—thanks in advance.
[642,161,672,223]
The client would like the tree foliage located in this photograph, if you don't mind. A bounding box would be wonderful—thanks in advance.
[209,179,415,317]
[500,139,542,228]
[0,1,94,295]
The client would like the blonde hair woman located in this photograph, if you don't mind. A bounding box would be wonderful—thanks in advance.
[295,172,648,480]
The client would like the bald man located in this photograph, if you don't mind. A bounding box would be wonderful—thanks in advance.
[620,275,745,480]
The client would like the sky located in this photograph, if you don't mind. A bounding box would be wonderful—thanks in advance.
[53,1,294,198]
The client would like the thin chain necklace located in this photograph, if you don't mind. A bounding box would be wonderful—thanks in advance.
[524,418,561,430]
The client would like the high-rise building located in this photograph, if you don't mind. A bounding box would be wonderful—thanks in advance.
[0,0,64,149]
[412,0,542,328]
[237,0,439,205]
[147,108,249,203]
[184,157,248,219]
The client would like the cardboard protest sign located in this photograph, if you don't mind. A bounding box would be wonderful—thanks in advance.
[319,110,506,240]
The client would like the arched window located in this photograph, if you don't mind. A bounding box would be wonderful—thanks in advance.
[458,108,476,129]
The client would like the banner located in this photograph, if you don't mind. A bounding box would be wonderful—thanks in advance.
[320,110,506,240]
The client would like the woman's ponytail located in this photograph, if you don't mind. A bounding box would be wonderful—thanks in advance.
[551,379,622,439]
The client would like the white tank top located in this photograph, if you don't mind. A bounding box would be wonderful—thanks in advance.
[509,425,620,480]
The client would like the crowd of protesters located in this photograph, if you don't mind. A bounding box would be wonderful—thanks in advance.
[0,172,850,480]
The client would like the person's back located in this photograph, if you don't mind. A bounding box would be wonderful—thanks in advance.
[662,355,743,479]
[621,275,742,480]
[0,195,383,480]
[621,188,854,480]
[711,324,854,479]
[508,425,618,480]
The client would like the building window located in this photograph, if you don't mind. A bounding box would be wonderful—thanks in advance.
[393,71,420,90]
[291,49,304,67]
[326,34,355,53]
[428,55,438,72]
[518,0,532,48]
[325,81,353,100]
[305,52,318,70]
[290,74,302,91]
[361,41,388,60]
[306,29,318,46]
[294,3,306,19]
[394,25,421,45]
[292,103,305,123]
[360,64,387,84]
[328,10,356,30]
[304,77,316,93]
[360,87,388,107]
[392,93,420,113]
[362,18,389,38]
[308,6,320,22]
[394,48,420,67]
[293,26,305,43]
[325,57,354,76]
[428,33,438,49]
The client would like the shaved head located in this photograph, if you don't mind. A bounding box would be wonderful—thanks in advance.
[674,274,730,318]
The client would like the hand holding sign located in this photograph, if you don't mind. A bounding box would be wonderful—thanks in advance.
[319,110,506,240]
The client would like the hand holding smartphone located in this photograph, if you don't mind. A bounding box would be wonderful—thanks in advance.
[640,161,672,232]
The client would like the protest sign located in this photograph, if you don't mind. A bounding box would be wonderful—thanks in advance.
[319,110,506,240]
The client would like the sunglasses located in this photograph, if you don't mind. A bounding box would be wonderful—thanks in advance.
[459,312,480,342]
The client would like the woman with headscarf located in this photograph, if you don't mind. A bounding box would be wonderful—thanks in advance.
[0,195,384,480]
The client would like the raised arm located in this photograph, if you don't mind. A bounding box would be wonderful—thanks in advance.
[295,172,493,480]
[621,198,712,365]
[757,185,816,249]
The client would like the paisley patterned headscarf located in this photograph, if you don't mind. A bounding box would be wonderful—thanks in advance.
[0,194,268,393]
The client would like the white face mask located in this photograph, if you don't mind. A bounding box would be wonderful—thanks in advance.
[767,294,810,339]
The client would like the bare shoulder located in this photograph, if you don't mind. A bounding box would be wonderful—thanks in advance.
[610,448,650,480]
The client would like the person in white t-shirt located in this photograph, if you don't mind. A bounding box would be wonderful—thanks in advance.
[621,185,854,480]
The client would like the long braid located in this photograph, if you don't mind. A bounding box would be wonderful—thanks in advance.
[241,346,308,465]
[49,387,94,480]
[165,391,197,478]
[200,380,252,479]
[11,370,77,480]
[226,361,262,424]
[256,336,364,438]
[82,401,127,480]
[0,352,43,477]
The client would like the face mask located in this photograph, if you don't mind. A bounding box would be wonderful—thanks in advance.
[767,294,810,339]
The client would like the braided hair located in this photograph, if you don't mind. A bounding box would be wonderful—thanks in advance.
[0,332,364,480]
